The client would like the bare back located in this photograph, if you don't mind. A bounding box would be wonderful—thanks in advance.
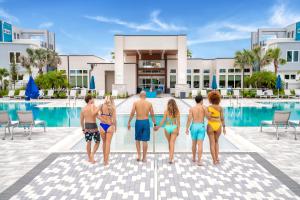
[191,105,206,123]
[81,104,98,123]
[135,99,153,120]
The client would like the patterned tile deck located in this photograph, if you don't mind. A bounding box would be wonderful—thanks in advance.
[1,153,299,200]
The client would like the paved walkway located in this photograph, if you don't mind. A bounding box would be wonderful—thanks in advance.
[1,153,299,200]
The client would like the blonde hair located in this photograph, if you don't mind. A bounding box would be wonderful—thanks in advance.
[167,99,179,118]
[102,95,115,115]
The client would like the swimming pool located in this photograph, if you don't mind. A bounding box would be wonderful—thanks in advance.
[0,102,299,127]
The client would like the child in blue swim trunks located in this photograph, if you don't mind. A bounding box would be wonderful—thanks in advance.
[155,99,180,164]
[186,95,206,166]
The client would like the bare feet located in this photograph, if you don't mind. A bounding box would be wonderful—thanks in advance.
[197,161,204,166]
[103,161,109,166]
[142,158,147,163]
[213,160,218,165]
[168,159,174,164]
[136,158,140,162]
[192,158,196,162]
[90,153,96,164]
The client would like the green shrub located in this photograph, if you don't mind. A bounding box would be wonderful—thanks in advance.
[0,89,8,97]
[35,71,68,90]
[242,89,256,98]
[14,87,26,95]
[54,91,67,99]
[248,71,277,89]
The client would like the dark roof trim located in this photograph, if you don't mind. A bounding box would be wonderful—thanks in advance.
[87,62,136,65]
[188,57,234,60]
[59,54,105,60]
[114,34,186,36]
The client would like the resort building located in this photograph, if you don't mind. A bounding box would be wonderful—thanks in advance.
[251,21,300,89]
[75,35,250,96]
[0,19,55,79]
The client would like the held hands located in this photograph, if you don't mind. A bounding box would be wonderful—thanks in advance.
[185,129,189,135]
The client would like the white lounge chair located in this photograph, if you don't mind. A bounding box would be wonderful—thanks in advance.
[68,90,77,100]
[112,90,118,98]
[78,89,87,99]
[221,89,229,98]
[266,90,276,98]
[256,90,266,98]
[17,111,46,140]
[191,90,198,98]
[289,120,299,140]
[200,90,207,98]
[97,89,105,99]
[233,90,240,98]
[260,111,291,140]
[0,111,18,140]
[282,89,294,98]
[15,90,25,99]
[5,90,15,98]
[38,90,44,99]
[45,90,54,99]
[295,89,300,98]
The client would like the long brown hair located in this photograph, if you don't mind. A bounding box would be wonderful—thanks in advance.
[167,99,179,118]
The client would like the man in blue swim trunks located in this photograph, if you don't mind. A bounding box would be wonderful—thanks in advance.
[128,91,156,162]
[186,95,207,166]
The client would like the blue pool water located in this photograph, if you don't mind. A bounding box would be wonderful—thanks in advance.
[0,102,300,127]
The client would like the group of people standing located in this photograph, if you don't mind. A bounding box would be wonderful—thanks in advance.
[80,90,226,166]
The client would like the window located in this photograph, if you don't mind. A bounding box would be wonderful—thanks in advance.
[203,69,210,73]
[235,68,241,73]
[219,69,226,73]
[170,69,176,73]
[228,75,234,88]
[16,52,21,63]
[170,75,176,88]
[291,74,296,79]
[219,75,226,88]
[287,51,293,62]
[187,75,191,88]
[187,69,191,73]
[284,75,289,79]
[69,69,88,88]
[14,33,16,39]
[244,68,250,73]
[17,34,20,39]
[203,75,210,88]
[9,52,15,63]
[193,75,200,88]
[293,51,299,62]
[235,75,241,88]
[193,69,200,73]
[228,68,235,73]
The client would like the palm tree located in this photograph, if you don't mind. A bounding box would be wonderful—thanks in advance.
[0,68,9,90]
[187,49,192,58]
[234,49,254,92]
[266,48,286,75]
[47,50,62,70]
[10,59,19,89]
[251,46,271,71]
[34,49,48,74]
[20,56,32,75]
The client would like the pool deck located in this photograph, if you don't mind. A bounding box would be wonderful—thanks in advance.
[0,96,300,199]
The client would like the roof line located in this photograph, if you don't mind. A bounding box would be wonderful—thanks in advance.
[59,54,105,60]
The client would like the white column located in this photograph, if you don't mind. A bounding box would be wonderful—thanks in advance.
[177,36,187,84]
[114,36,124,84]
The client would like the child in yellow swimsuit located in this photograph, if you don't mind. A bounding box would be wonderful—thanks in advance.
[207,91,226,165]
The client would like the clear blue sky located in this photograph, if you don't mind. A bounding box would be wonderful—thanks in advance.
[1,0,300,60]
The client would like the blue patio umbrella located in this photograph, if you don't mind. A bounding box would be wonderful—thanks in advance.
[276,75,282,98]
[25,76,39,100]
[211,75,218,90]
[89,76,95,90]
